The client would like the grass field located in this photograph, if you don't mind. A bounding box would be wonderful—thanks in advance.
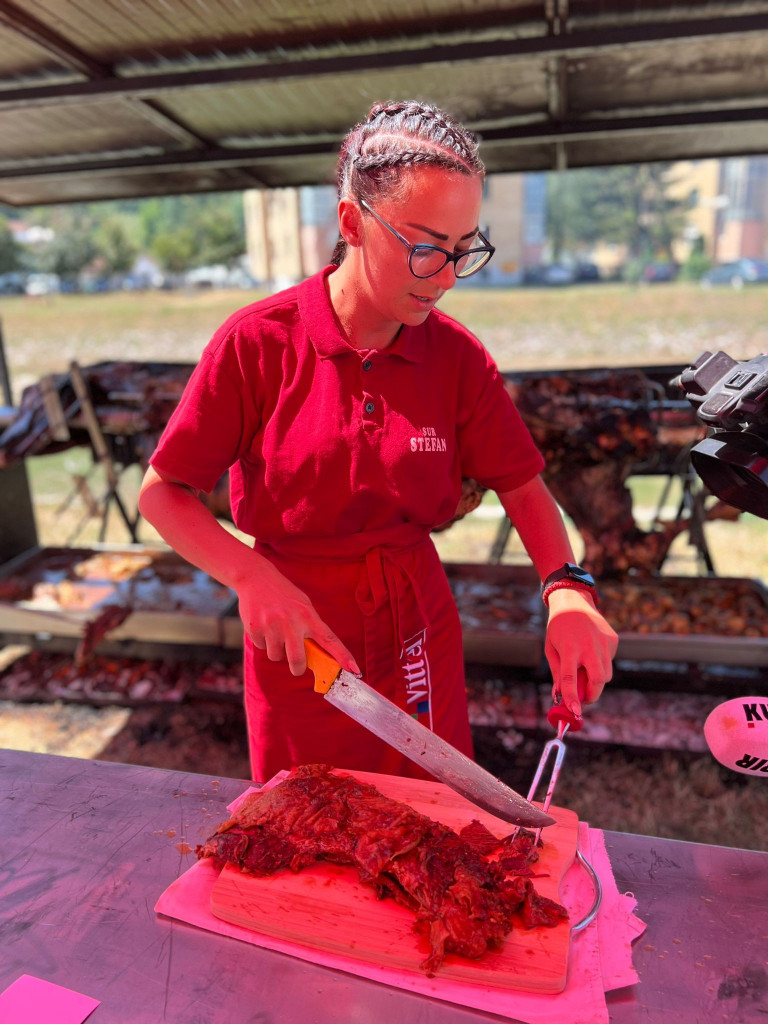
[3,281,768,396]
[4,280,768,580]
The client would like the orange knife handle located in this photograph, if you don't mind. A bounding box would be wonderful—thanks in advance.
[304,639,341,694]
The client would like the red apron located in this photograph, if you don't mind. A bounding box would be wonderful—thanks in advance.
[243,525,473,783]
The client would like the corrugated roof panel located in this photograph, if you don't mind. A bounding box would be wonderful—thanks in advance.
[568,35,768,113]
[156,58,548,142]
[563,122,768,166]
[0,164,266,206]
[244,155,339,189]
[0,23,77,82]
[0,99,187,163]
[0,1,765,203]
[23,0,546,63]
[569,0,768,28]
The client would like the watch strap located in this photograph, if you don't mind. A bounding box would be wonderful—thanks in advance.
[542,578,599,609]
[541,563,595,591]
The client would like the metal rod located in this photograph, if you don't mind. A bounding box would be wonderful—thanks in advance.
[0,317,12,406]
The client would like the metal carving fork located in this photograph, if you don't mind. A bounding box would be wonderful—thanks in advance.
[527,669,603,933]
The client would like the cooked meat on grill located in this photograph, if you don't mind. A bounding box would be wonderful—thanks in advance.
[74,604,132,666]
[196,764,567,974]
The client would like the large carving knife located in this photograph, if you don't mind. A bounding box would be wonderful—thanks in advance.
[304,639,555,829]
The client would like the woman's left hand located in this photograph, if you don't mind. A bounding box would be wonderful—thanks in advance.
[544,588,618,717]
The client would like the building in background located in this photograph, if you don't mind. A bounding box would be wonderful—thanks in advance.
[716,156,768,262]
[670,156,768,264]
[244,158,768,288]
[244,173,546,288]
[299,186,339,276]
[244,187,304,288]
[668,159,722,263]
[475,173,547,284]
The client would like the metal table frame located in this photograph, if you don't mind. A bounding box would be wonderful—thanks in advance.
[1,749,765,1023]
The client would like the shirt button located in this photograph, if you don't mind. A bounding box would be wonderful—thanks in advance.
[362,360,373,371]
[364,401,375,414]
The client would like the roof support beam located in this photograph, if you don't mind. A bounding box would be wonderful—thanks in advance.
[0,12,765,110]
[0,0,213,150]
[1,103,767,182]
[0,0,109,78]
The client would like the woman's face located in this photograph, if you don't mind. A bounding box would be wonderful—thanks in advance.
[356,166,484,328]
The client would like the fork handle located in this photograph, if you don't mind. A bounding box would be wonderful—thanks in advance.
[547,667,589,732]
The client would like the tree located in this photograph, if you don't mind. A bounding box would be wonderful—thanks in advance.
[20,192,247,280]
[30,208,98,285]
[546,164,693,263]
[0,217,19,274]
[98,219,137,275]
[152,227,197,274]
[195,208,246,267]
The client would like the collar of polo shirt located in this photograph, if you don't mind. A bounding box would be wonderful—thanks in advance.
[298,265,424,363]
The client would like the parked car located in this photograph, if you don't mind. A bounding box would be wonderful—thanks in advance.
[574,261,601,282]
[522,263,575,286]
[0,272,26,294]
[700,258,768,289]
[25,272,60,296]
[641,261,678,283]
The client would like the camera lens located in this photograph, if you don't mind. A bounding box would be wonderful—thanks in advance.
[691,433,768,518]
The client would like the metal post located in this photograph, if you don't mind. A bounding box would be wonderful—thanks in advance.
[0,316,13,406]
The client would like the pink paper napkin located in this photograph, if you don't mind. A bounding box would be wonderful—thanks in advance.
[0,975,100,1024]
[157,774,646,1024]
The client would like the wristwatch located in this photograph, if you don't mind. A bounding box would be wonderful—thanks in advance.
[541,563,596,593]
[541,562,597,606]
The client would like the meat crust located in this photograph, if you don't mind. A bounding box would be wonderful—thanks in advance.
[197,764,567,974]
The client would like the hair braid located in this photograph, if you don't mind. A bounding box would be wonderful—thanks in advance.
[331,99,484,265]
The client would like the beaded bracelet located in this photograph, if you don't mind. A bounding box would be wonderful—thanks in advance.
[542,578,599,609]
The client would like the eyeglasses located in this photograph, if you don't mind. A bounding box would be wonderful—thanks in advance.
[358,198,495,279]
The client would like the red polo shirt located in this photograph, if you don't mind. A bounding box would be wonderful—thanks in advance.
[151,265,544,542]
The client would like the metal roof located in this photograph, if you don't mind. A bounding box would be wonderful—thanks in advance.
[1,1,768,205]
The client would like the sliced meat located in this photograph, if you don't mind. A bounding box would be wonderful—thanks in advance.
[197,764,567,974]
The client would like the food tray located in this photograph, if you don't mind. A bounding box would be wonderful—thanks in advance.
[443,562,544,667]
[0,544,237,647]
[602,576,768,667]
[0,649,196,706]
[188,660,244,702]
[444,564,768,668]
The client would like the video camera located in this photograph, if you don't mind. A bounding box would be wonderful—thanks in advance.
[675,351,768,520]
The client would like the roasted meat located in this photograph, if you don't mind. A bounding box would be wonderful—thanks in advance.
[196,764,567,974]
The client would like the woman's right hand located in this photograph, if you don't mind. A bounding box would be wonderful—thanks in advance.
[235,562,361,679]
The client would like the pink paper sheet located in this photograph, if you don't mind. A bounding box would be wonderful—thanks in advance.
[156,777,646,1024]
[0,975,100,1024]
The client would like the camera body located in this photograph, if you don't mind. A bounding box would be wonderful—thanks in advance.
[675,350,768,519]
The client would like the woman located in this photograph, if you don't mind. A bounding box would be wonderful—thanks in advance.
[139,100,618,782]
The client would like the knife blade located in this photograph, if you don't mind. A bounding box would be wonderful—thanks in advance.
[304,639,555,829]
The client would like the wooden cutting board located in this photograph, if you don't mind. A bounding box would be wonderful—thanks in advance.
[209,770,578,993]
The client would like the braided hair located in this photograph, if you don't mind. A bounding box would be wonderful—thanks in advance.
[330,100,485,265]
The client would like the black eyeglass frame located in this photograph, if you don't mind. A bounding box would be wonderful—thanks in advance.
[357,198,495,279]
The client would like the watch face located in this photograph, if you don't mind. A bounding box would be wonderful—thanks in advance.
[566,563,595,586]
